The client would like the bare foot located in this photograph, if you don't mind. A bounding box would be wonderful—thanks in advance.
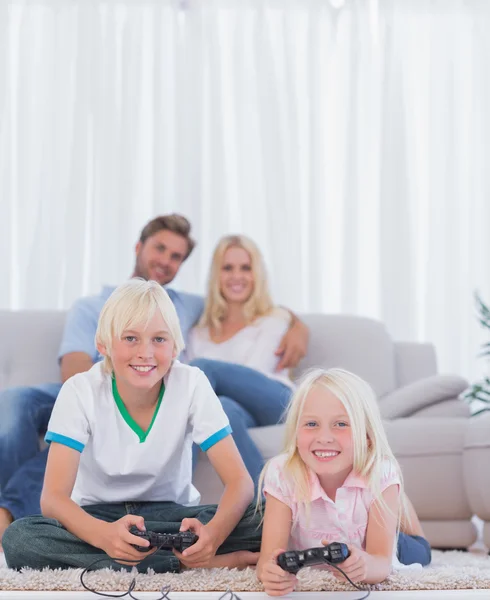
[0,508,14,552]
[205,551,259,570]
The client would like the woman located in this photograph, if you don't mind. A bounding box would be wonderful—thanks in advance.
[188,235,296,486]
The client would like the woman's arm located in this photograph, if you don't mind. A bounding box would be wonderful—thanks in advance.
[335,484,400,584]
[275,309,309,371]
[257,494,297,596]
[177,436,253,567]
[41,443,155,562]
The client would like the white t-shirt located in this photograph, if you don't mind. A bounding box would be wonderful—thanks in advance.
[45,361,231,507]
[187,308,294,388]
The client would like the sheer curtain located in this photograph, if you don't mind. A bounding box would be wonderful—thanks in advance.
[0,0,488,381]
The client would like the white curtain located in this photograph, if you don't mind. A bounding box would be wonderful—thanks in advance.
[0,0,489,382]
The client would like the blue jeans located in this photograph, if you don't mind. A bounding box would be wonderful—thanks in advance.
[397,533,432,566]
[3,501,261,572]
[190,359,292,486]
[0,383,62,519]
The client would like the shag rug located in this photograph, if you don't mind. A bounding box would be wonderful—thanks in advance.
[0,550,489,592]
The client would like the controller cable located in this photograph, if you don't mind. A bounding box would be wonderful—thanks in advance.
[79,550,242,600]
[321,558,371,600]
[79,549,371,599]
[79,544,173,599]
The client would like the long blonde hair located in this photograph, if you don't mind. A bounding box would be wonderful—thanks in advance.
[198,235,274,331]
[258,368,410,529]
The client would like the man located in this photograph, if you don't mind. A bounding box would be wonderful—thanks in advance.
[0,214,309,547]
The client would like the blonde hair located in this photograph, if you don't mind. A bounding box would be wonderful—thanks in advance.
[258,368,410,529]
[198,235,274,331]
[95,278,185,373]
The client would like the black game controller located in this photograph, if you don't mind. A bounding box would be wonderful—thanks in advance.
[277,542,350,574]
[129,526,199,553]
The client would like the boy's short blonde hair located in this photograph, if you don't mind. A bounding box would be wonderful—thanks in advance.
[95,278,185,373]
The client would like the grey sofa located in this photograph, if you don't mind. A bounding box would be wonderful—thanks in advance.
[0,310,484,549]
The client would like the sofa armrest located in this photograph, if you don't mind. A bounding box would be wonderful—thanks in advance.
[395,342,438,387]
[464,412,490,536]
[379,374,469,419]
[411,399,470,418]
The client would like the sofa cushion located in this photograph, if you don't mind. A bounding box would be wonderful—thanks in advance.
[379,375,469,419]
[0,310,65,390]
[385,418,473,522]
[296,314,397,397]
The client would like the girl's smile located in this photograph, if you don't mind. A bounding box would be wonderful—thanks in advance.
[296,385,354,489]
[311,449,341,461]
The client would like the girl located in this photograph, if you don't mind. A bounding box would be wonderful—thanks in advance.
[257,368,431,596]
[188,235,299,484]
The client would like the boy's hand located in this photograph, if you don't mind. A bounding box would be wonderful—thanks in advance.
[173,518,219,568]
[326,543,368,583]
[257,548,297,596]
[97,515,157,564]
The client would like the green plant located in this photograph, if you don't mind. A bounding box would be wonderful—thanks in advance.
[463,292,490,416]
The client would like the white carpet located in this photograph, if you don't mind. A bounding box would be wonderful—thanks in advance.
[0,551,489,593]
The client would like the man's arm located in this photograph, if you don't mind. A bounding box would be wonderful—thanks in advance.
[58,297,99,382]
[275,309,309,371]
[60,352,94,383]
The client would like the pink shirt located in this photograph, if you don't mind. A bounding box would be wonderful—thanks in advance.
[264,453,401,556]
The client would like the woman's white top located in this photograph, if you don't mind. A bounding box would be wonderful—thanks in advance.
[188,308,295,389]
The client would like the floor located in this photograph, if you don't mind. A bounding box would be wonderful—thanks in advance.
[1,517,488,598]
[0,592,489,599]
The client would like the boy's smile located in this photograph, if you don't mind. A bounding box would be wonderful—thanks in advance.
[99,312,176,404]
[130,364,157,375]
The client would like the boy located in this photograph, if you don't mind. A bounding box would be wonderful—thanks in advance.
[3,279,261,572]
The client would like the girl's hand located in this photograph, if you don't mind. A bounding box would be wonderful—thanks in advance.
[97,515,157,564]
[257,548,298,597]
[324,542,368,583]
[173,518,219,568]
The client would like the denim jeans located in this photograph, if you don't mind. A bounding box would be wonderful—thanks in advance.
[0,383,62,519]
[3,501,262,572]
[189,359,292,486]
[397,533,432,566]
